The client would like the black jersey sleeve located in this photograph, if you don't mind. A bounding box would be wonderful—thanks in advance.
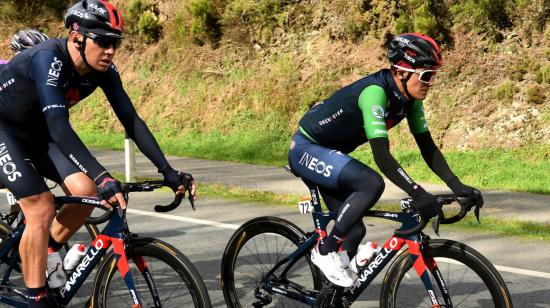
[30,51,107,180]
[100,65,171,171]
[369,137,419,195]
[413,131,457,184]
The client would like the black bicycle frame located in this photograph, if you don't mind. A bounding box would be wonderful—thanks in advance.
[0,196,160,308]
[259,180,452,307]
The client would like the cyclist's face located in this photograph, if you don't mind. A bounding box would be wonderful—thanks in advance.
[396,69,434,100]
[406,71,432,100]
[81,33,118,72]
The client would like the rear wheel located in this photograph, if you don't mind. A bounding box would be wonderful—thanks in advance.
[92,237,211,308]
[380,239,513,308]
[221,216,322,307]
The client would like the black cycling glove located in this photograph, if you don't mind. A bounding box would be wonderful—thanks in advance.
[447,177,484,208]
[159,166,194,192]
[410,187,442,220]
[95,172,123,202]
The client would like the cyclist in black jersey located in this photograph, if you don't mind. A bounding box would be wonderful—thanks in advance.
[0,1,196,306]
[288,33,483,287]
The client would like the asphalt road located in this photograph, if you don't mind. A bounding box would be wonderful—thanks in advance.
[113,190,550,307]
[1,188,549,307]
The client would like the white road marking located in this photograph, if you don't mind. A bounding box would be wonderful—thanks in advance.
[127,209,239,230]
[127,209,550,280]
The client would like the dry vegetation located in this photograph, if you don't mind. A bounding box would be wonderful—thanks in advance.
[0,0,548,154]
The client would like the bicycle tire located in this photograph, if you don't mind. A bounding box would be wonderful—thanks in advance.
[221,216,322,308]
[380,238,513,308]
[92,237,211,308]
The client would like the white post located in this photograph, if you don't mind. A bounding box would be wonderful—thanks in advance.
[125,136,136,182]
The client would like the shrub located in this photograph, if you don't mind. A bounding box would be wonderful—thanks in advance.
[492,80,519,103]
[190,0,221,45]
[394,0,453,45]
[526,85,546,104]
[450,0,512,41]
[138,10,162,42]
[535,65,550,84]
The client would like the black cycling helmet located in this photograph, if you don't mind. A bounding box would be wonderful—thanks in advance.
[64,0,124,39]
[388,33,442,69]
[11,29,49,53]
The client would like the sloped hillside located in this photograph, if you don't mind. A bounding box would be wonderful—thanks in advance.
[0,0,548,155]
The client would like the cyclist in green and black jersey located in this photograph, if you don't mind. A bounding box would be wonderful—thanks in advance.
[288,33,483,287]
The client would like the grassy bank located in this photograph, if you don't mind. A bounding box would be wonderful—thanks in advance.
[79,130,549,194]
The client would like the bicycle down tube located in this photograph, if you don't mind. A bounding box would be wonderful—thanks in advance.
[0,196,156,308]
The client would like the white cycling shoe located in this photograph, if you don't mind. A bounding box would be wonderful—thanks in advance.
[311,246,354,287]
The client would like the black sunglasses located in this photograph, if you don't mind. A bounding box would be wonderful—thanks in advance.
[84,33,122,49]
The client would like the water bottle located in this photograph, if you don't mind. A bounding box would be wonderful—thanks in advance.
[350,241,379,274]
[46,250,66,288]
[63,244,87,271]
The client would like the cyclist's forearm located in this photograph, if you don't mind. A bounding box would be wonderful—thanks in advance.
[413,132,456,183]
[126,117,171,171]
[370,137,419,194]
[46,115,106,179]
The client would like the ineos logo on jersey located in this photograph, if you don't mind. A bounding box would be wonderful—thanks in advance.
[46,57,63,87]
[0,143,22,182]
[298,152,333,177]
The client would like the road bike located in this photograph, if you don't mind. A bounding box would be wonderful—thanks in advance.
[0,180,211,307]
[221,173,513,307]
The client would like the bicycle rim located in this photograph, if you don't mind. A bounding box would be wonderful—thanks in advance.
[382,239,512,308]
[93,238,210,308]
[222,217,321,308]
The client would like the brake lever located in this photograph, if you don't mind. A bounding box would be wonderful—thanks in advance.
[187,186,195,211]
[474,204,481,223]
[431,215,440,237]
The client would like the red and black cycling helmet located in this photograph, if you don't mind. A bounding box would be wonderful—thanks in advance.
[387,33,442,69]
[64,0,124,39]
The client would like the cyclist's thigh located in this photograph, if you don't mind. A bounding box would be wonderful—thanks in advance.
[31,142,81,185]
[0,129,49,199]
[288,133,353,189]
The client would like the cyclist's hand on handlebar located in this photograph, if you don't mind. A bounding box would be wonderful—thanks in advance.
[410,187,442,220]
[448,177,484,209]
[95,172,127,210]
[161,167,197,201]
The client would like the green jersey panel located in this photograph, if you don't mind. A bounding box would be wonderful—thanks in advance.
[358,85,389,139]
[407,100,429,134]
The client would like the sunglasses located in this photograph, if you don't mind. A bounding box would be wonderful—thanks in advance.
[83,33,122,49]
[393,65,438,84]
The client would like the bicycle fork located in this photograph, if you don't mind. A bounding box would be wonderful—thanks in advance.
[406,239,452,308]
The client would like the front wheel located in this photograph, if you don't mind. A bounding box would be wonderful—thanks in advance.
[221,216,322,307]
[92,237,211,308]
[380,239,513,308]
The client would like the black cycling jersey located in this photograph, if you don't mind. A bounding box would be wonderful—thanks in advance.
[0,38,170,183]
[299,69,428,154]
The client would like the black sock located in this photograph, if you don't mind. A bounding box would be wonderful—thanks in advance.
[319,227,345,255]
[28,286,49,307]
[48,235,65,252]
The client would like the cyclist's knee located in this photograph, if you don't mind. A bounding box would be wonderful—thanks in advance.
[18,192,55,227]
[63,172,97,196]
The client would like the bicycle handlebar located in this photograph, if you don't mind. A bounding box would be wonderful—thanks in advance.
[84,179,195,225]
[393,194,476,237]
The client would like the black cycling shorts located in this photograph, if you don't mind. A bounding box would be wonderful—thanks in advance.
[0,120,80,199]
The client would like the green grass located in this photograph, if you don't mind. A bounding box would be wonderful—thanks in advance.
[78,130,549,194]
